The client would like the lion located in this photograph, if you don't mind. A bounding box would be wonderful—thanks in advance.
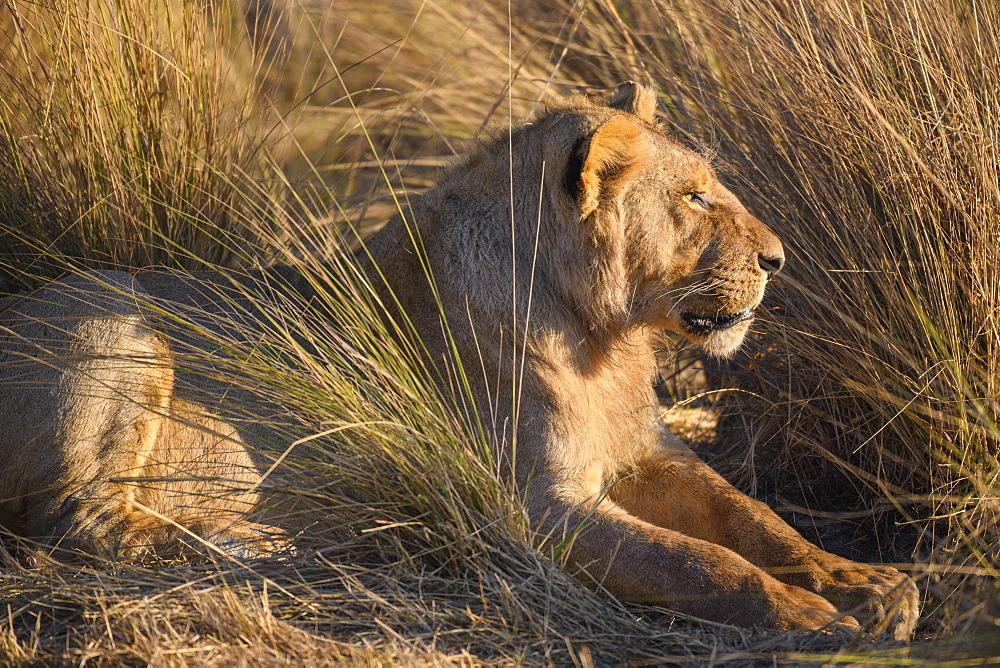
[0,82,918,638]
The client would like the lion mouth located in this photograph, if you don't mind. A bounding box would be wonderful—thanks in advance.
[681,309,754,334]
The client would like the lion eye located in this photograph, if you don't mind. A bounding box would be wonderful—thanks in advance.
[683,192,711,209]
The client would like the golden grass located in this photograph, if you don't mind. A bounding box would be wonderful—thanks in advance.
[0,0,997,663]
[562,0,1000,637]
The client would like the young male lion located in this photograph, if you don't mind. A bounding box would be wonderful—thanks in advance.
[0,83,917,637]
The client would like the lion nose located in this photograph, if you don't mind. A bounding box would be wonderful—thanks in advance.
[739,212,785,280]
[757,251,784,279]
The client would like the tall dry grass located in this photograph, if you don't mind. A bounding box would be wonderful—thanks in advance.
[0,0,273,286]
[0,0,997,663]
[0,0,558,288]
[558,0,999,635]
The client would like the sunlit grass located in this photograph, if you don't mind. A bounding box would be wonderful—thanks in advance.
[565,0,999,639]
[0,0,996,662]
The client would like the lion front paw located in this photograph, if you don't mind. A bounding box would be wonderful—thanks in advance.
[792,555,919,641]
[768,583,861,634]
[203,521,298,559]
[820,563,919,640]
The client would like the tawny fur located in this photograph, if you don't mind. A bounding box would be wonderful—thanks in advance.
[0,271,297,557]
[0,83,918,637]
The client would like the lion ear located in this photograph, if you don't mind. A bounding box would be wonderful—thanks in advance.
[578,117,649,218]
[608,81,658,124]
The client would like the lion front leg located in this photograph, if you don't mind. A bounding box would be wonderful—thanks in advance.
[610,434,919,640]
[528,483,859,633]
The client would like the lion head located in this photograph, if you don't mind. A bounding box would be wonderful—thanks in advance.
[370,82,783,364]
[508,82,785,358]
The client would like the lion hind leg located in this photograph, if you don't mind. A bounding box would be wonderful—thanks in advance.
[125,403,292,559]
[1,271,281,561]
[0,271,179,553]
